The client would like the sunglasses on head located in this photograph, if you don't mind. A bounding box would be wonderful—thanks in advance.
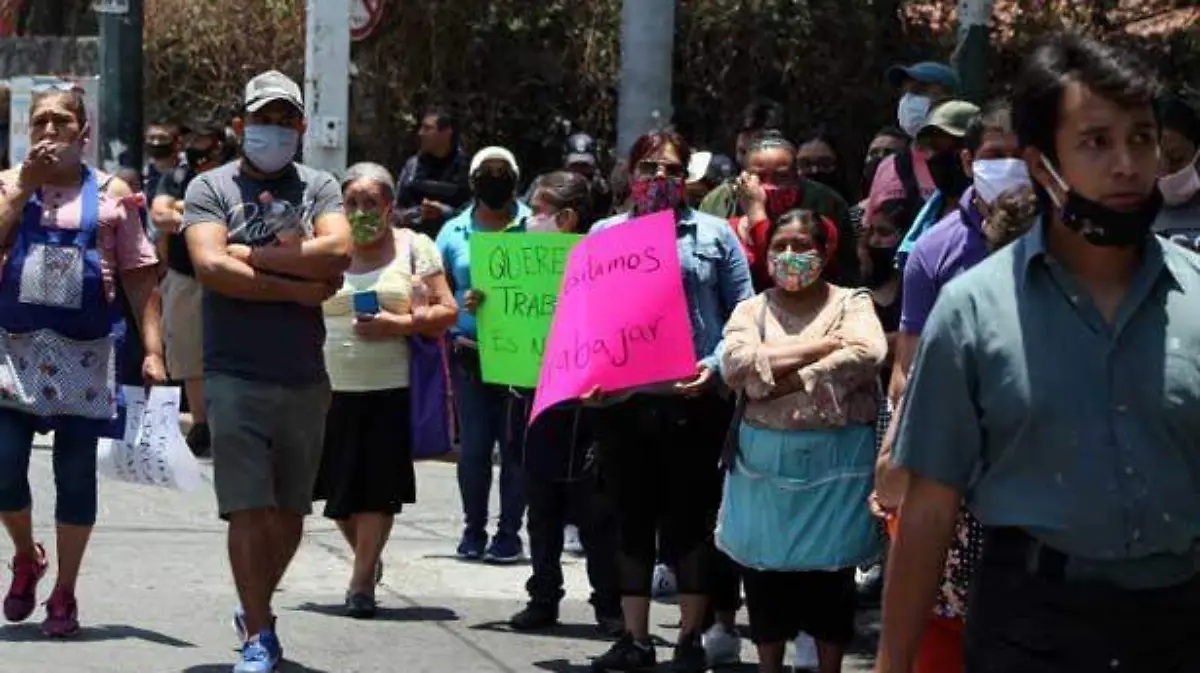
[31,81,82,95]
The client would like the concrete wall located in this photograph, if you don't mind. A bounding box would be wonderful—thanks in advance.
[0,36,99,78]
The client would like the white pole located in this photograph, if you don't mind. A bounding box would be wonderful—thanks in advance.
[302,0,350,174]
[617,0,675,161]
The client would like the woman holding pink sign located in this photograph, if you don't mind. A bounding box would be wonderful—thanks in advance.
[718,209,887,673]
[586,130,753,673]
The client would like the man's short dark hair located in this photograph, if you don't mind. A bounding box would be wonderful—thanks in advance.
[965,100,1013,154]
[1013,32,1158,162]
[739,98,785,135]
[187,121,225,144]
[423,106,455,131]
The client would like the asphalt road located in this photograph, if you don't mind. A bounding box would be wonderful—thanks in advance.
[0,440,878,672]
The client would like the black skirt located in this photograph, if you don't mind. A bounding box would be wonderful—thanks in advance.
[313,387,416,519]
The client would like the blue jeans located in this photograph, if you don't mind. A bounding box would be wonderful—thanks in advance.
[451,348,525,540]
[0,409,100,526]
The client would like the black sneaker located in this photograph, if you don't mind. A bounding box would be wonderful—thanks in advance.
[594,610,624,638]
[509,602,558,631]
[670,633,708,673]
[591,632,656,672]
[345,592,377,619]
[186,422,211,458]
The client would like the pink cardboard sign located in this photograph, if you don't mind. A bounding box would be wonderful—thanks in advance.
[530,211,696,420]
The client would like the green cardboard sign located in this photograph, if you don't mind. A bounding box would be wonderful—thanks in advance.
[469,232,582,388]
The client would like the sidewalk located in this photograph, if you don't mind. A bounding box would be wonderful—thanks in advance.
[0,440,877,672]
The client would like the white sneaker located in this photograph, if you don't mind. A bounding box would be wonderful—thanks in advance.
[701,623,742,666]
[651,563,677,598]
[563,525,584,556]
[794,631,819,670]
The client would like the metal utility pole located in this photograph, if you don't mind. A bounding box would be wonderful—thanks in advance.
[302,0,350,174]
[616,0,675,160]
[96,0,143,173]
[952,0,994,105]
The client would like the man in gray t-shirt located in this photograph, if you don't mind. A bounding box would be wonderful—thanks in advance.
[182,70,351,673]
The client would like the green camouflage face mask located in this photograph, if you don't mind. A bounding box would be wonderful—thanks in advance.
[349,210,386,244]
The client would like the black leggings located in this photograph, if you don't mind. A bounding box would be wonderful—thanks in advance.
[595,393,731,597]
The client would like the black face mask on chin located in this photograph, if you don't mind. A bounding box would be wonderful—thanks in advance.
[1040,157,1161,248]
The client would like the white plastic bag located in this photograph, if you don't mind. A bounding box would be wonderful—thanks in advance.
[97,386,201,492]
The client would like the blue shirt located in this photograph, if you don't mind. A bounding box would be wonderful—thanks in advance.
[435,201,531,340]
[591,208,753,370]
[895,217,1200,589]
[895,190,945,270]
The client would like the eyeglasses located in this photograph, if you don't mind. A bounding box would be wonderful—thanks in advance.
[635,160,686,179]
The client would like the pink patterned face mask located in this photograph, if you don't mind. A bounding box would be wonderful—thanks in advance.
[630,176,686,214]
[768,249,822,291]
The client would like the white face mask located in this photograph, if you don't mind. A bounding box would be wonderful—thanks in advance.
[526,213,559,233]
[1158,152,1200,207]
[972,158,1032,204]
[897,93,932,138]
[242,124,299,174]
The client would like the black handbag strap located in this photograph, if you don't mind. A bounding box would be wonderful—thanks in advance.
[720,297,769,472]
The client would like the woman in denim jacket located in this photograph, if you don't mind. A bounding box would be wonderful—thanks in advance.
[587,131,754,673]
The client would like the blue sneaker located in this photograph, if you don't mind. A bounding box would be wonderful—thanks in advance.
[456,530,487,560]
[233,609,281,660]
[233,634,279,673]
[483,533,523,564]
[259,630,283,664]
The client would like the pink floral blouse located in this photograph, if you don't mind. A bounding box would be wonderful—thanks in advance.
[721,286,887,431]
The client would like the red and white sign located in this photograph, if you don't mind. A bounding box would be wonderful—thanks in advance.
[350,0,383,42]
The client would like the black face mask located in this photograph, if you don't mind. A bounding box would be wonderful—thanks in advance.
[808,170,846,198]
[145,142,173,160]
[185,147,215,168]
[927,150,971,197]
[475,173,516,210]
[865,245,898,288]
[1041,167,1161,248]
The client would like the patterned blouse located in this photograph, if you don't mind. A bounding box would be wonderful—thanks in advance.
[721,285,887,431]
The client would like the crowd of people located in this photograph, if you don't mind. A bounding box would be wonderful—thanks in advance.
[0,28,1197,673]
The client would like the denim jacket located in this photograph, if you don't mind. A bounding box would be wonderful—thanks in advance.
[591,208,754,371]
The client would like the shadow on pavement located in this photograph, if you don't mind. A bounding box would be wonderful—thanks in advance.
[470,619,642,644]
[0,622,194,647]
[421,553,533,567]
[534,659,761,673]
[185,662,333,673]
[291,602,459,623]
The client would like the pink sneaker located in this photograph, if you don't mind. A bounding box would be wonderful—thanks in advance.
[4,543,47,623]
[42,589,79,638]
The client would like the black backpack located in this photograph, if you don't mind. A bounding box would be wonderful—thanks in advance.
[894,148,927,216]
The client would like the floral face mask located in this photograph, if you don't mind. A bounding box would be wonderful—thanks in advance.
[768,249,823,291]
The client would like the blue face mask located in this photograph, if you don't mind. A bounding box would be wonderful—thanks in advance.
[242,124,299,174]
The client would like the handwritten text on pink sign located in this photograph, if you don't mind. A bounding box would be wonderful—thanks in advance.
[531,211,696,419]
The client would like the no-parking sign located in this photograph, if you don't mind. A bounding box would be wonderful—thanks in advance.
[350,0,384,42]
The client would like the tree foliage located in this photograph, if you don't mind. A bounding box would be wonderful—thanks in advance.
[143,0,1199,181]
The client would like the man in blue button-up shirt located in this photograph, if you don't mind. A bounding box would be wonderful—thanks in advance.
[878,34,1200,673]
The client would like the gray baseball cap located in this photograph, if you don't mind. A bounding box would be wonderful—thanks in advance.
[244,70,304,113]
